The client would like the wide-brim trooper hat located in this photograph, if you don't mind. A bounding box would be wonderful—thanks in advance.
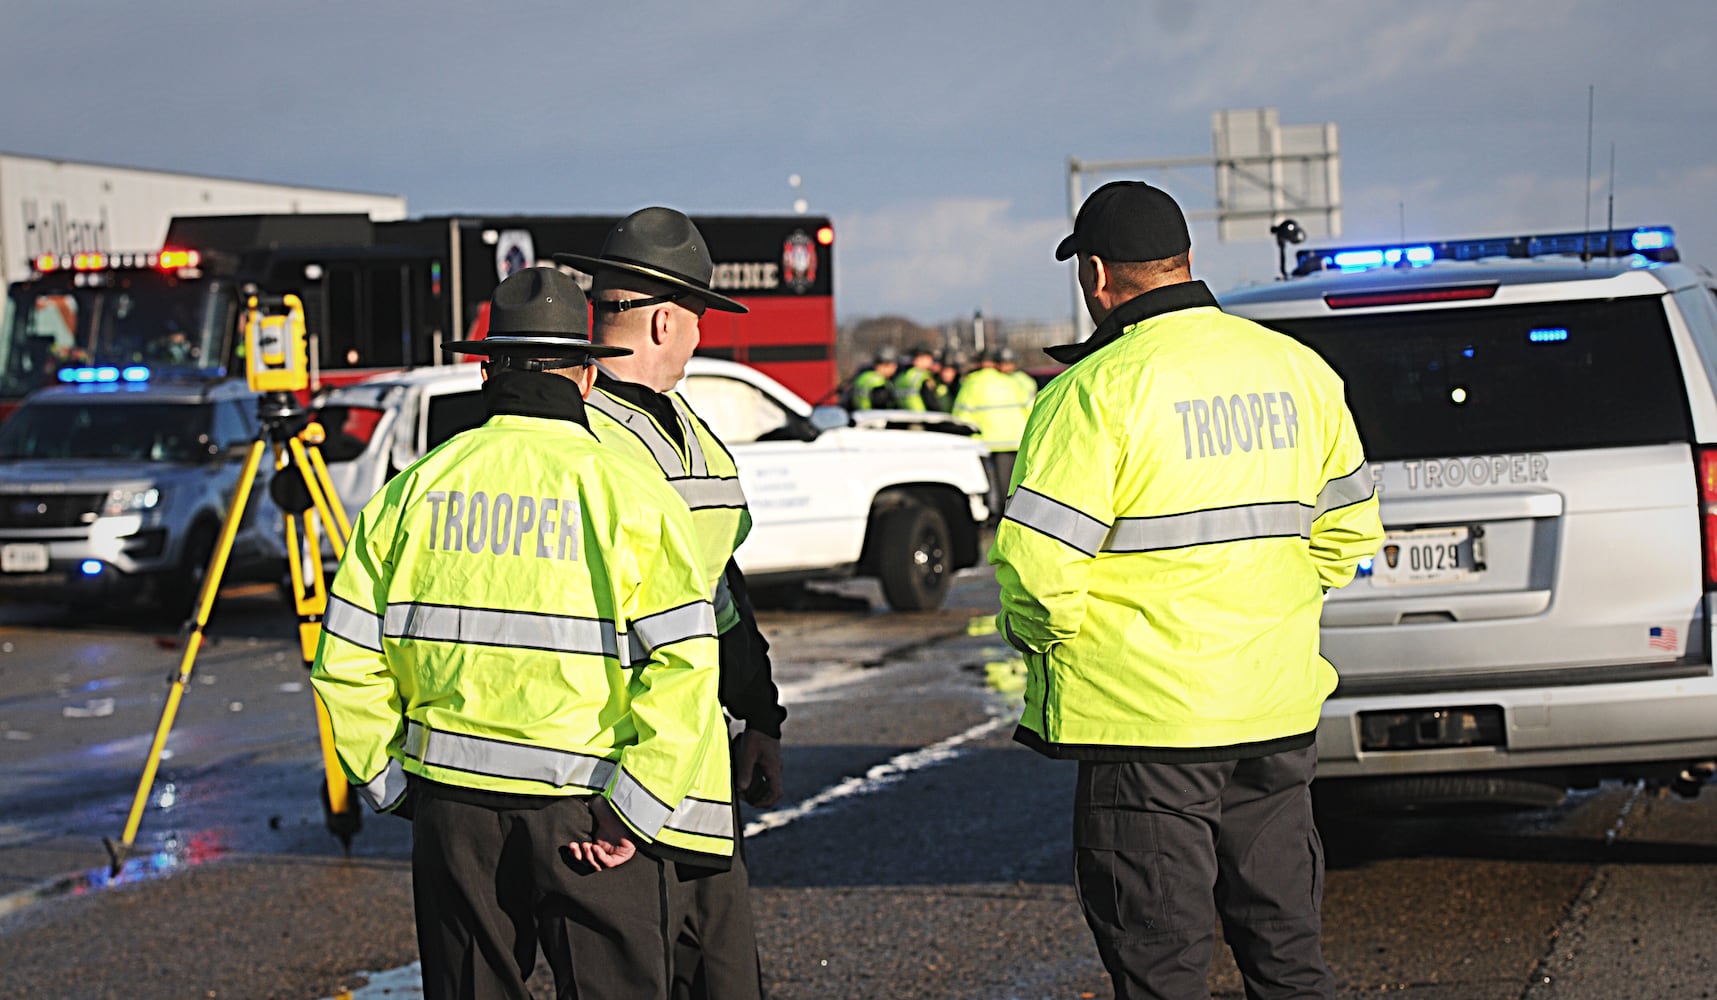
[443,266,632,361]
[554,206,749,314]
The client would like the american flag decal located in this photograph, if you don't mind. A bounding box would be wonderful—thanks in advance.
[1649,626,1678,652]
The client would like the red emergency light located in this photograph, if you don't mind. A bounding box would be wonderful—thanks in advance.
[157,250,200,270]
[30,249,201,273]
[816,225,834,246]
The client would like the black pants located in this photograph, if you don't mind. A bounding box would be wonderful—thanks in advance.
[667,791,764,999]
[1073,745,1333,1000]
[984,450,1017,522]
[412,784,670,1000]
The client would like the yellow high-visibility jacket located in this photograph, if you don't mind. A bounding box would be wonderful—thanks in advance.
[585,381,751,635]
[990,281,1383,760]
[311,410,734,866]
[952,366,1035,453]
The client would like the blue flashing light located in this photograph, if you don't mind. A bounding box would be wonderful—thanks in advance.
[121,366,150,383]
[1333,249,1384,270]
[1356,557,1374,577]
[1631,228,1672,251]
[79,560,103,576]
[1529,327,1569,343]
[1462,347,1476,358]
[95,367,119,383]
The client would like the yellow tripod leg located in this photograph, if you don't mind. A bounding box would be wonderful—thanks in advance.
[281,437,360,846]
[105,436,269,876]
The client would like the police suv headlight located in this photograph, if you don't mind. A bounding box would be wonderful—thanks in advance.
[101,487,162,517]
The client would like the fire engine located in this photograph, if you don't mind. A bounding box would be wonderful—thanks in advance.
[1,212,837,418]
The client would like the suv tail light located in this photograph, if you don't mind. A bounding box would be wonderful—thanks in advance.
[1699,448,1717,589]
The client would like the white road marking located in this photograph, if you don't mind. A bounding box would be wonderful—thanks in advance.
[743,713,1012,839]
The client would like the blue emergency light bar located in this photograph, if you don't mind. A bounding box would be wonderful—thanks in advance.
[56,366,151,384]
[1293,226,1677,277]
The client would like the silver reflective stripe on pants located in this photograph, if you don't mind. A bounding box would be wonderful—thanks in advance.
[665,796,733,840]
[325,594,385,653]
[358,757,409,812]
[404,721,616,791]
[385,603,622,660]
[1104,501,1312,553]
[628,601,717,662]
[609,766,672,839]
[1313,464,1376,519]
[671,476,748,510]
[1003,487,1111,556]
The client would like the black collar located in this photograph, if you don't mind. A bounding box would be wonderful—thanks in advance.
[482,369,592,429]
[1044,280,1219,366]
[595,370,685,449]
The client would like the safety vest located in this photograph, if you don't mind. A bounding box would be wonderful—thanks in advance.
[990,288,1383,759]
[1006,368,1038,401]
[311,413,735,865]
[585,384,751,635]
[850,369,890,410]
[951,367,1033,452]
[891,366,936,411]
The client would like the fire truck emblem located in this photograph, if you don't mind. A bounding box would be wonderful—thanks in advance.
[1382,544,1401,569]
[782,231,817,293]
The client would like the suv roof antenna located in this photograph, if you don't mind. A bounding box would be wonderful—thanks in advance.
[1582,85,1595,266]
[1605,141,1617,258]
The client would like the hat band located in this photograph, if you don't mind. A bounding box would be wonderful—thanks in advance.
[600,253,714,293]
[594,293,678,313]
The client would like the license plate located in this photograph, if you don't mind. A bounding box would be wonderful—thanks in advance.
[1372,527,1475,586]
[1,543,50,574]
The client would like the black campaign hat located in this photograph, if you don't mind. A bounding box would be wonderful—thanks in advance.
[554,207,748,314]
[1054,180,1192,262]
[442,267,631,360]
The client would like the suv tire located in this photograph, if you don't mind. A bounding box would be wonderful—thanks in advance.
[876,499,952,611]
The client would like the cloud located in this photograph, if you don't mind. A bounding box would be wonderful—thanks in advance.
[836,198,1069,321]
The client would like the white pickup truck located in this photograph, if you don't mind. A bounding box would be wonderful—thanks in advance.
[312,357,992,610]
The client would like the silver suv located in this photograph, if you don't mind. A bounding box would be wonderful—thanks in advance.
[1221,226,1717,806]
[0,372,282,614]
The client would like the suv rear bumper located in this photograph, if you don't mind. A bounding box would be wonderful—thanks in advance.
[1316,671,1717,778]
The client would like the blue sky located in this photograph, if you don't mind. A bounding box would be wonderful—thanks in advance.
[4,1,1712,324]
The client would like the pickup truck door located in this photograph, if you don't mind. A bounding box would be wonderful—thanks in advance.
[679,372,866,576]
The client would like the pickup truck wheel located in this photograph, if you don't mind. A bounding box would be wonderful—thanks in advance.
[877,500,952,611]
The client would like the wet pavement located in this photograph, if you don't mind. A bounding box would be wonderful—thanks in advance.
[2,576,1717,998]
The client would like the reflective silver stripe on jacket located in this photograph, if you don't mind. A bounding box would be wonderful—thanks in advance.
[385,602,623,661]
[669,396,708,477]
[1003,487,1111,556]
[403,721,615,790]
[670,476,748,511]
[609,765,672,838]
[587,388,706,478]
[357,757,409,812]
[325,595,385,653]
[1104,502,1312,553]
[627,601,718,662]
[664,796,733,840]
[1312,464,1376,520]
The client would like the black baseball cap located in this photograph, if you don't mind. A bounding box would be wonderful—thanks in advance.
[1054,180,1192,262]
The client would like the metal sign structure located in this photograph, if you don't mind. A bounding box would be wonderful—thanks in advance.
[1064,107,1341,340]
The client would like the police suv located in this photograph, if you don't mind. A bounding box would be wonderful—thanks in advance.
[1220,226,1717,806]
[313,357,991,612]
[0,368,283,614]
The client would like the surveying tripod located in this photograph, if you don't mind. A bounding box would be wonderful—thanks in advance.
[105,295,361,875]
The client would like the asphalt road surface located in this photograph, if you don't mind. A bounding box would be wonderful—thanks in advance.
[2,575,1716,999]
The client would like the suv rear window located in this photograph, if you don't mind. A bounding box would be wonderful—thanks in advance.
[1265,295,1691,461]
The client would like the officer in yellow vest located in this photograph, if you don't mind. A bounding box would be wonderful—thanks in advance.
[557,207,785,1000]
[891,344,943,411]
[951,349,1035,521]
[990,181,1383,1000]
[311,267,733,1000]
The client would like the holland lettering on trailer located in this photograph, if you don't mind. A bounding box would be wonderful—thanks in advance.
[1174,391,1299,459]
[423,490,582,561]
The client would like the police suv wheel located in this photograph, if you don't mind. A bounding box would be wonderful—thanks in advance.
[877,500,952,611]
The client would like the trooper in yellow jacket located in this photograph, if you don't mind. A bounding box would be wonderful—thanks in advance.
[311,267,731,1000]
[558,206,785,1000]
[990,181,1383,1000]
